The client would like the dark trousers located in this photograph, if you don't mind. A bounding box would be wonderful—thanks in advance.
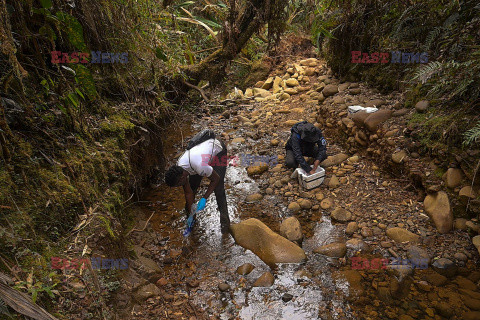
[285,146,325,169]
[186,141,230,229]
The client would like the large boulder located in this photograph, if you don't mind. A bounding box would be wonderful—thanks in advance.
[363,109,393,132]
[280,217,303,242]
[386,227,420,243]
[230,218,307,267]
[424,191,453,234]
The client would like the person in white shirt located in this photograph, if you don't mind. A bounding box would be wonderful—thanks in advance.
[164,138,230,234]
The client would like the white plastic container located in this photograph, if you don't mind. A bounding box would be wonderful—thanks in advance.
[292,167,326,190]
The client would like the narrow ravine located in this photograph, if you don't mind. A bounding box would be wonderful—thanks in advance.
[123,56,480,320]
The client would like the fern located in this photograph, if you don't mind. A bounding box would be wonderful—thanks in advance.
[412,61,443,84]
[423,27,442,51]
[463,121,480,146]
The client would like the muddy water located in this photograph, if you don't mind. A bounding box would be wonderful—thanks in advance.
[136,120,355,319]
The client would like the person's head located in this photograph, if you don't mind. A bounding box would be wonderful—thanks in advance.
[164,165,188,187]
[299,122,320,143]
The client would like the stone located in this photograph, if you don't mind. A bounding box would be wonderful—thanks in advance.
[472,235,480,255]
[236,263,255,275]
[322,84,339,97]
[286,78,299,87]
[328,175,340,189]
[432,258,456,277]
[280,217,303,242]
[266,187,274,195]
[218,282,231,292]
[245,88,254,97]
[231,137,245,144]
[253,88,272,98]
[273,76,283,93]
[365,99,385,108]
[253,271,275,287]
[349,88,361,95]
[363,109,393,132]
[299,199,312,209]
[288,202,301,213]
[444,168,463,188]
[424,191,453,233]
[230,218,307,267]
[407,246,430,266]
[320,198,333,209]
[313,242,347,258]
[279,93,290,101]
[393,108,409,117]
[315,192,325,201]
[246,193,263,203]
[346,222,358,235]
[463,311,480,320]
[262,77,274,90]
[454,218,468,230]
[321,153,349,167]
[284,119,298,126]
[133,283,160,302]
[346,238,367,251]
[282,293,293,302]
[304,68,315,76]
[392,150,407,164]
[415,100,429,113]
[459,186,477,202]
[434,302,453,318]
[270,139,280,146]
[386,227,420,243]
[284,88,298,95]
[425,272,447,286]
[138,256,162,273]
[247,163,268,176]
[333,96,345,104]
[350,111,369,127]
[331,207,352,223]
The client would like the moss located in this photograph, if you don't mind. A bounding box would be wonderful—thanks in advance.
[100,113,135,140]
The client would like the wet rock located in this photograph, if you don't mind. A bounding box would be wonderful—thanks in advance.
[407,246,430,266]
[246,193,263,203]
[253,271,275,287]
[322,84,339,97]
[328,175,340,189]
[320,198,333,209]
[321,153,349,167]
[392,150,407,164]
[415,100,429,113]
[288,202,301,213]
[339,270,363,296]
[314,242,347,258]
[231,218,307,267]
[454,252,468,262]
[218,282,231,292]
[299,199,312,209]
[331,207,352,223]
[346,239,367,251]
[424,191,453,234]
[133,283,160,302]
[280,217,303,242]
[282,293,293,302]
[236,263,255,275]
[415,280,431,292]
[346,222,358,235]
[364,109,393,132]
[432,258,456,277]
[386,227,420,243]
[444,168,463,188]
[247,163,268,176]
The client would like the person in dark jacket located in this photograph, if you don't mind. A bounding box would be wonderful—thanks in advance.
[285,121,327,174]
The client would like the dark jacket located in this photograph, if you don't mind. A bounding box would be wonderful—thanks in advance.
[285,121,327,172]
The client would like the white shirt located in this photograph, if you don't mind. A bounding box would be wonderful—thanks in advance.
[177,139,223,177]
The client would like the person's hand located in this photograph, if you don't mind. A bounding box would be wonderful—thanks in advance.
[196,198,207,211]
[309,169,316,175]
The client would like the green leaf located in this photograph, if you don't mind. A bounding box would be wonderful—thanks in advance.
[39,0,53,9]
[67,93,79,108]
[72,64,97,100]
[175,1,194,8]
[31,290,38,303]
[195,16,222,29]
[75,88,85,99]
[155,47,168,61]
[55,12,87,52]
